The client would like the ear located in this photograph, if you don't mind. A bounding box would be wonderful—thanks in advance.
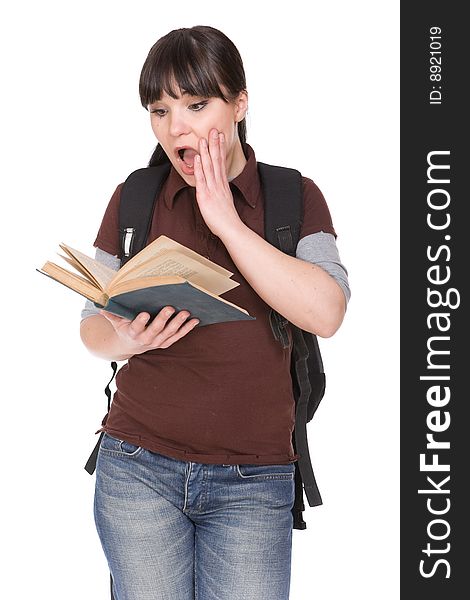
[234,90,248,123]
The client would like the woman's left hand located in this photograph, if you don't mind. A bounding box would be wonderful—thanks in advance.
[193,127,242,239]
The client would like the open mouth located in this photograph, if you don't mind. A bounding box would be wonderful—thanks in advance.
[176,147,198,169]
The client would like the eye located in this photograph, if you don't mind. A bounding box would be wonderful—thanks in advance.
[189,101,208,112]
[150,108,167,118]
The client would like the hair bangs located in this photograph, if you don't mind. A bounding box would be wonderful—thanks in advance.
[139,31,229,108]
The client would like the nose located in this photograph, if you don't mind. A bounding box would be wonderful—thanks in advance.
[168,108,191,138]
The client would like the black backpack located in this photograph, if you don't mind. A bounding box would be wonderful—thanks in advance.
[85,161,326,533]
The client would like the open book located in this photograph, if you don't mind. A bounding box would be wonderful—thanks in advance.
[38,235,255,327]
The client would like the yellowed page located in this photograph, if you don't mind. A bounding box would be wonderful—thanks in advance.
[109,275,186,295]
[116,235,233,281]
[39,262,106,304]
[110,250,239,297]
[146,235,233,276]
[59,244,117,290]
[59,255,104,286]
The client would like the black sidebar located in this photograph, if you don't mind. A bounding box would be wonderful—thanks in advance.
[401,3,468,599]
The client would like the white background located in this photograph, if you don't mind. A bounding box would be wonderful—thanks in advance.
[2,1,399,598]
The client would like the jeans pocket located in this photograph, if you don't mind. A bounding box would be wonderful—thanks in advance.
[100,432,143,457]
[236,463,295,480]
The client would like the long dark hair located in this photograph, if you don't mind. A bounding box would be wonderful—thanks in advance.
[139,26,247,167]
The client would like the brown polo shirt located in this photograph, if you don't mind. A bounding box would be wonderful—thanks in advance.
[94,143,336,465]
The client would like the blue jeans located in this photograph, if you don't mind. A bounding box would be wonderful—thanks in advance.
[93,432,295,600]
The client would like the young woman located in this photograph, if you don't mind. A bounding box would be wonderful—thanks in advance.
[80,25,350,600]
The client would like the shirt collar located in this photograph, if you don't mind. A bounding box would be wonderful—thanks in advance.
[162,142,260,210]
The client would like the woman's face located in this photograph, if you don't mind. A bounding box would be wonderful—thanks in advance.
[148,87,248,186]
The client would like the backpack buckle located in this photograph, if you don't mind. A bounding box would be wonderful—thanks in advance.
[269,310,290,349]
[121,227,135,257]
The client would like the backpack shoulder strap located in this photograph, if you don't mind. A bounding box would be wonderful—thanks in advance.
[258,162,303,349]
[258,160,324,527]
[257,162,302,253]
[118,164,171,264]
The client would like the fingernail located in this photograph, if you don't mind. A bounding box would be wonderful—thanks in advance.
[211,129,219,139]
[202,138,207,147]
[219,133,224,143]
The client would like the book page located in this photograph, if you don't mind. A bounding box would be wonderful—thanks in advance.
[109,275,185,296]
[59,244,117,291]
[117,235,234,280]
[148,236,234,276]
[110,250,239,297]
[39,262,105,304]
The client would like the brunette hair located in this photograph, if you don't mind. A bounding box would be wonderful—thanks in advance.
[139,25,247,166]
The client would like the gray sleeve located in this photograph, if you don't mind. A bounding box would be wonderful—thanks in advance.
[296,231,351,303]
[80,248,121,320]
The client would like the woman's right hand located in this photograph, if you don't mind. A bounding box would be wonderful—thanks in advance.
[100,306,199,355]
[80,306,199,361]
